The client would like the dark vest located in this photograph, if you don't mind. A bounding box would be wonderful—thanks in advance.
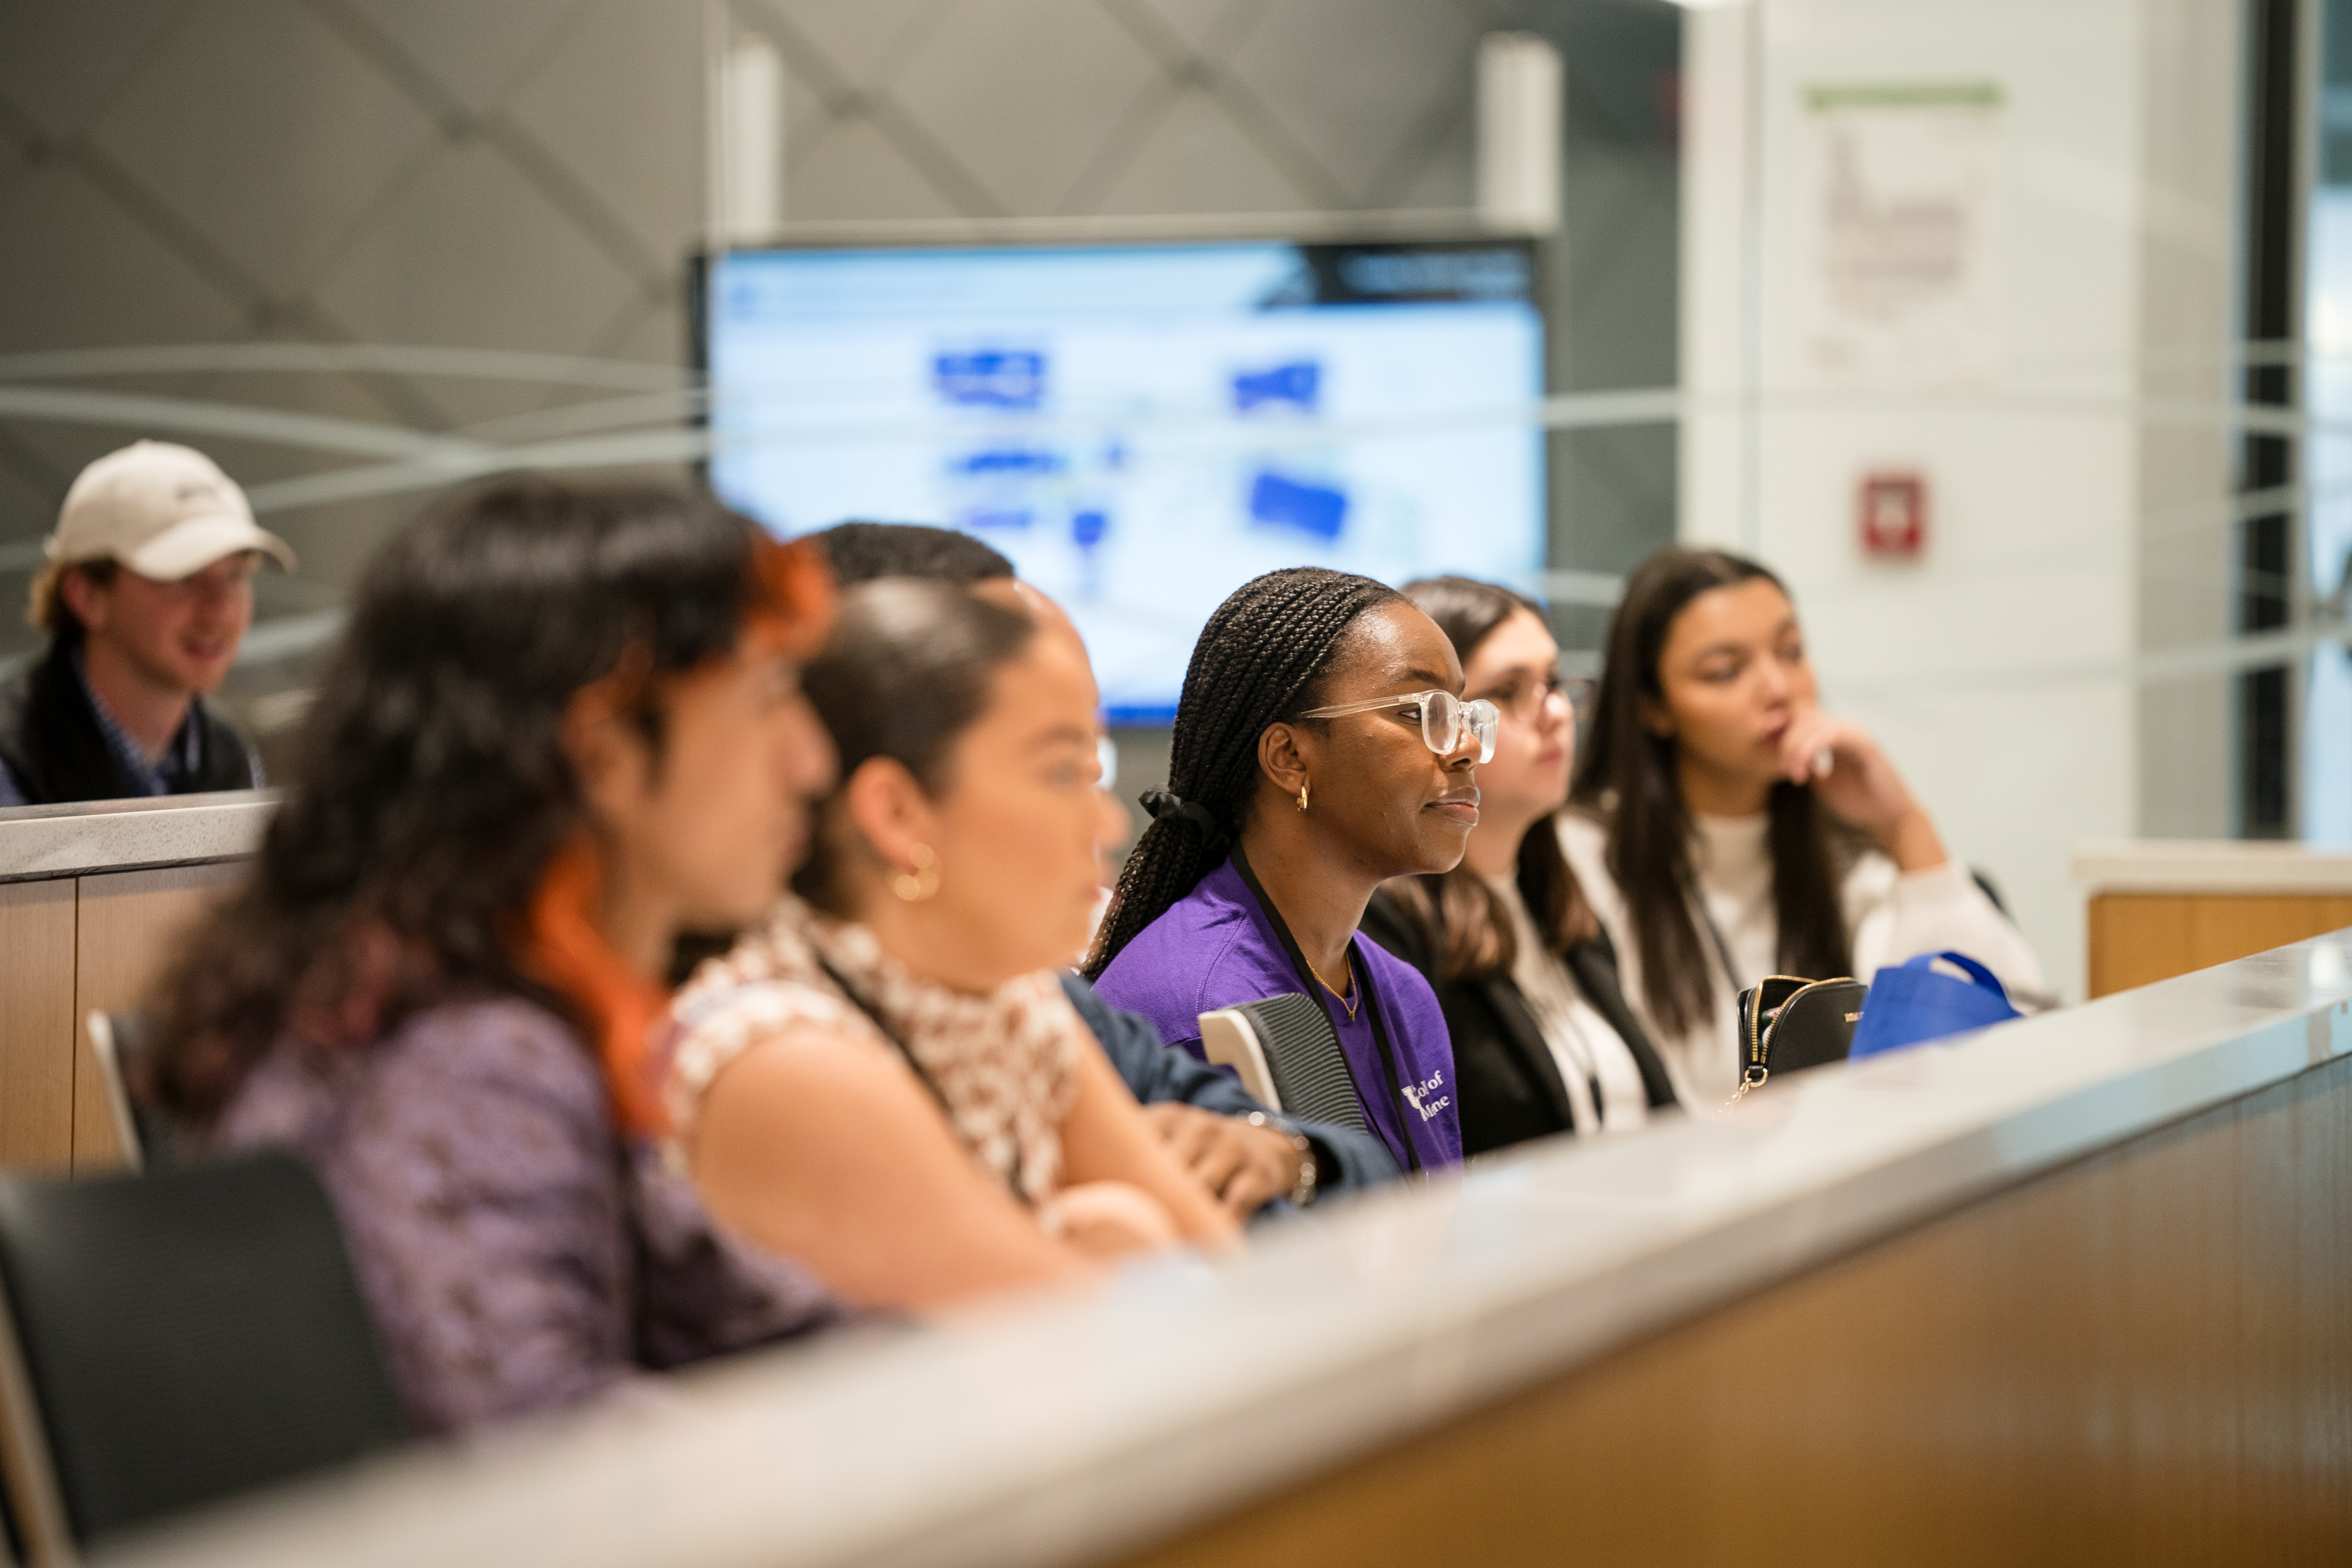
[0,639,256,806]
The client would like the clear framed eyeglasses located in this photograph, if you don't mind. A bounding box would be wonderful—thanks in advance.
[1296,689,1500,764]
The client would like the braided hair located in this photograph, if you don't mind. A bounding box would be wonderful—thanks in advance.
[1083,566,1403,979]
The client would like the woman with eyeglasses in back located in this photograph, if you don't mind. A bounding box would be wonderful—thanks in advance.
[1086,567,1482,1175]
[1360,578,1677,1158]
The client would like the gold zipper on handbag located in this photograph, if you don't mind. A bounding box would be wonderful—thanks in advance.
[1727,975,1847,1109]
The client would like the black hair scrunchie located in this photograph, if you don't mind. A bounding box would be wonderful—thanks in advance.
[1139,788,1231,860]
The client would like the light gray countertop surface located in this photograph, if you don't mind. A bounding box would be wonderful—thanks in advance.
[2072,836,2352,894]
[0,790,272,882]
[103,930,2352,1568]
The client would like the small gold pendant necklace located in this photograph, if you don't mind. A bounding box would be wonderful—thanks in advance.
[1317,953,1361,1021]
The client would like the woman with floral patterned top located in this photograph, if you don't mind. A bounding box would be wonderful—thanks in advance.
[668,578,1237,1310]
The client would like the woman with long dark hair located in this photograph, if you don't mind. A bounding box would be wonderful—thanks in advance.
[1564,548,2045,1102]
[145,481,841,1436]
[1360,578,1675,1156]
[666,579,1236,1307]
[1085,567,1479,1173]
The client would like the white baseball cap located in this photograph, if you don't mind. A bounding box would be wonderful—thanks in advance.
[49,440,296,581]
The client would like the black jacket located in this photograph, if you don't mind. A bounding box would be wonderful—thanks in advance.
[0,638,256,806]
[1057,972,1400,1201]
[1361,884,1676,1158]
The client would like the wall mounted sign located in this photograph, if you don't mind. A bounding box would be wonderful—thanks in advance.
[1799,80,2005,387]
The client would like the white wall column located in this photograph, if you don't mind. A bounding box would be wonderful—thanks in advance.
[1678,0,2244,1001]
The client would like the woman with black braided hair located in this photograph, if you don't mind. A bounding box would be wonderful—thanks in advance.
[1087,567,1487,1173]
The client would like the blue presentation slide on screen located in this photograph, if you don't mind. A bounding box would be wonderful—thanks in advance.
[705,241,1544,721]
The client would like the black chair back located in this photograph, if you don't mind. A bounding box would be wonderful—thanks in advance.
[1233,994,1371,1132]
[0,1153,407,1555]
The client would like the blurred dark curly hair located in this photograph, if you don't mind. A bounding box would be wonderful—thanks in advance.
[145,479,777,1121]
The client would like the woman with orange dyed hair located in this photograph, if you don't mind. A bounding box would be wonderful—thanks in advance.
[144,480,840,1436]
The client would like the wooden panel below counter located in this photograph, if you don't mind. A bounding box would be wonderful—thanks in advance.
[0,861,241,1173]
[1116,1053,2352,1568]
[70,863,239,1172]
[2090,892,2352,998]
[0,881,79,1172]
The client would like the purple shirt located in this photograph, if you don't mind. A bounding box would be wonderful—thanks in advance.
[213,996,843,1436]
[1094,857,1461,1170]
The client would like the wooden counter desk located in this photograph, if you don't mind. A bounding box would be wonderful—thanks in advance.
[0,792,268,1173]
[102,929,2352,1567]
[2077,838,2352,997]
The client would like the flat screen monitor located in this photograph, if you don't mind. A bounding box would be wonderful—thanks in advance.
[700,238,1545,722]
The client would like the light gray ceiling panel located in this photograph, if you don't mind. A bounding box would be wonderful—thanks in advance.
[1219,0,1481,207]
[885,0,1169,216]
[0,0,192,140]
[503,0,705,273]
[82,0,440,302]
[334,0,588,113]
[0,162,249,351]
[307,140,641,421]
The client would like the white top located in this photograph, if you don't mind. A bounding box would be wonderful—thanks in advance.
[111,930,2352,1568]
[1558,811,2051,1105]
[1484,872,1650,1133]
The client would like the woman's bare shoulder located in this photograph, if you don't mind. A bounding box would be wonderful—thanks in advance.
[664,978,889,1133]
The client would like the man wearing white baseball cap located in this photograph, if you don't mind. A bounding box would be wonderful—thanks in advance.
[0,440,294,806]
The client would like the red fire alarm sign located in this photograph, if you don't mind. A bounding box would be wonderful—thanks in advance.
[1859,470,1927,560]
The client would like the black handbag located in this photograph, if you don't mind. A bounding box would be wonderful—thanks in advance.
[1729,975,1866,1104]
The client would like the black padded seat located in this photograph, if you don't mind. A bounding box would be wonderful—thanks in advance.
[0,1152,408,1555]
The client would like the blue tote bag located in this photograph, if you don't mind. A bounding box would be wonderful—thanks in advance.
[1847,951,2020,1060]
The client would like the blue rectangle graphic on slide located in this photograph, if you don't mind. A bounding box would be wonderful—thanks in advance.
[704,240,1545,722]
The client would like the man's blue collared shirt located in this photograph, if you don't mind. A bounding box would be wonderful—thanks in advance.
[0,649,262,807]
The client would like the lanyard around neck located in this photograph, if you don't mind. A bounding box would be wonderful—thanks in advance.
[1230,847,1424,1174]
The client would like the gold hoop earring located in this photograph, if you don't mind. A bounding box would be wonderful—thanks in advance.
[892,843,941,902]
[1297,780,1311,813]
